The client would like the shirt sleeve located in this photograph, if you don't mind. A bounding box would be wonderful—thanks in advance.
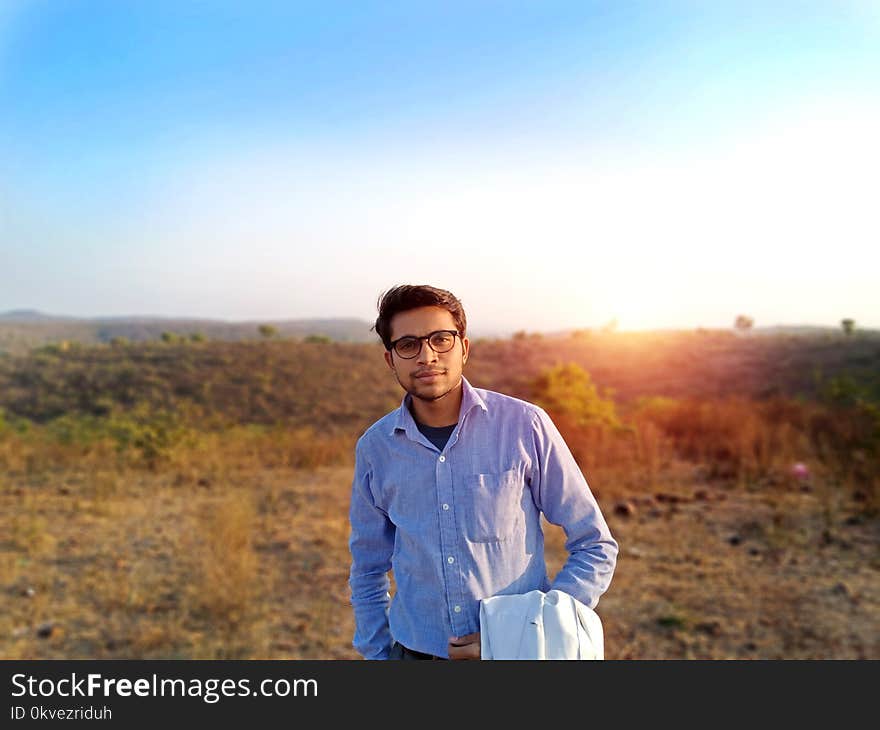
[528,407,619,609]
[348,436,396,659]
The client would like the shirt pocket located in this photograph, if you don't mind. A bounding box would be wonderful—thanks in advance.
[465,467,523,543]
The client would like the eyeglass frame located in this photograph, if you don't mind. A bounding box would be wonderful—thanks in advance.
[387,329,461,359]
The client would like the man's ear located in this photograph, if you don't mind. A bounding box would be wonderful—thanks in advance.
[383,350,395,371]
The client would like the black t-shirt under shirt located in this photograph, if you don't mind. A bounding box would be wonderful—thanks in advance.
[415,420,457,452]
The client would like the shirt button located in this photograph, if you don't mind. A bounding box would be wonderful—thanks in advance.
[442,503,449,510]
[447,556,454,564]
[454,605,461,613]
[439,455,446,462]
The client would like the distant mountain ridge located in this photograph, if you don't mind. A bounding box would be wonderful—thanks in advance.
[0,311,380,355]
[0,309,367,326]
[0,309,81,322]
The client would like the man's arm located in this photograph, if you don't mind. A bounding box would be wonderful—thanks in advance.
[348,439,396,659]
[528,407,618,609]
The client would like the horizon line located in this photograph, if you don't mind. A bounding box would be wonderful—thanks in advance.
[0,309,874,335]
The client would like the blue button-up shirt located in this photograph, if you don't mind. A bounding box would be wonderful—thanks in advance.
[348,375,618,659]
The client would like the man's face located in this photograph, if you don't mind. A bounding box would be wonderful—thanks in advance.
[383,306,470,403]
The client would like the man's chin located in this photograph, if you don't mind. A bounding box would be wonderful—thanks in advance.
[409,375,459,401]
[410,384,447,401]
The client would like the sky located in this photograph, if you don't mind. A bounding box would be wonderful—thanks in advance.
[1,1,878,335]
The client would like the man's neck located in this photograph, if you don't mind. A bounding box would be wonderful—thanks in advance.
[408,380,463,427]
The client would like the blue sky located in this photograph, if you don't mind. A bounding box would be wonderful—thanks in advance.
[2,1,878,334]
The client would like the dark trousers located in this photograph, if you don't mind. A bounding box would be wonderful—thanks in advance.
[389,641,447,660]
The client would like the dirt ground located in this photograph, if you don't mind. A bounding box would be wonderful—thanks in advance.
[1,462,877,659]
[577,463,879,659]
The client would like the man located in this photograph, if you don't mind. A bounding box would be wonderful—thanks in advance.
[348,284,618,660]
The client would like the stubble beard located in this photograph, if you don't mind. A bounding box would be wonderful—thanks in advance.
[410,378,458,403]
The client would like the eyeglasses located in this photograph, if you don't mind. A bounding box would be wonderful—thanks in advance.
[389,330,460,359]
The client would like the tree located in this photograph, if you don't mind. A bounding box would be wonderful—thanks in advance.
[841,318,855,336]
[532,362,621,430]
[734,315,754,331]
[258,324,278,339]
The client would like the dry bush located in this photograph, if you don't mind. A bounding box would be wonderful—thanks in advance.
[631,396,818,481]
[181,490,259,635]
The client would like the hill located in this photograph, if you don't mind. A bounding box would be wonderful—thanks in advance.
[0,309,81,323]
[0,312,378,355]
[0,329,877,434]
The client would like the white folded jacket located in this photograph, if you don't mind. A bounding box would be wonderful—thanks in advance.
[479,589,604,660]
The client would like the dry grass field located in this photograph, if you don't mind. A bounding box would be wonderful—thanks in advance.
[2,457,876,660]
[1,332,877,659]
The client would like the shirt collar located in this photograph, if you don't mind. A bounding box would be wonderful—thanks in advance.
[389,375,488,435]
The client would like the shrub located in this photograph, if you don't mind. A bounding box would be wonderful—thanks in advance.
[532,362,621,430]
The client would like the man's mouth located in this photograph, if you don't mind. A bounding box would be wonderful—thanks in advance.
[415,371,445,379]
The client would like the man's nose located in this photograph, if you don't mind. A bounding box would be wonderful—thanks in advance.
[417,341,438,364]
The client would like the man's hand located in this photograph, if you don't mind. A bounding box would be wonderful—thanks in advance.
[447,632,481,660]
